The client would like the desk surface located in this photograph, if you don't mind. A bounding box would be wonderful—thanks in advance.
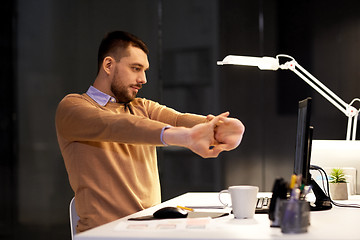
[75,192,360,240]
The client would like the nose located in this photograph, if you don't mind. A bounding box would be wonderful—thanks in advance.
[138,72,147,85]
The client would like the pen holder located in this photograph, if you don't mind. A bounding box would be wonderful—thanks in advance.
[279,199,310,234]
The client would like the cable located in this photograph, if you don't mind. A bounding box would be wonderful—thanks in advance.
[310,165,360,209]
[318,168,328,196]
[349,98,360,107]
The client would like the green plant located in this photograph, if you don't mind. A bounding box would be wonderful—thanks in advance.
[329,168,347,183]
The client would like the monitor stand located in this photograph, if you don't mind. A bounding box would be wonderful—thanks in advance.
[309,178,332,211]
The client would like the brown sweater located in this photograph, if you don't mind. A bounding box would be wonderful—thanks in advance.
[55,93,206,232]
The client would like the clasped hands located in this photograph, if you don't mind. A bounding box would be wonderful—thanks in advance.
[163,112,245,158]
[194,111,245,158]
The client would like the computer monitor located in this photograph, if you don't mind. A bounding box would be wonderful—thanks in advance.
[293,97,332,211]
[294,98,313,185]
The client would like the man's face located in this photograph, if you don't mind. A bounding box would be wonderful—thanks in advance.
[110,46,149,103]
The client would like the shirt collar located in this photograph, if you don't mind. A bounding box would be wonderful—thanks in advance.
[86,86,117,106]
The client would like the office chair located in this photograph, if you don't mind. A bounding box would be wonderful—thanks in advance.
[69,197,80,240]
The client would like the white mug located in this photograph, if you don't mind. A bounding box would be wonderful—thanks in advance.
[219,185,259,219]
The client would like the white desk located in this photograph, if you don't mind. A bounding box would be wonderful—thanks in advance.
[75,192,360,240]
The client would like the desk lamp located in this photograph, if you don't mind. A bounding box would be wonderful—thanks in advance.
[217,54,360,141]
[217,54,360,195]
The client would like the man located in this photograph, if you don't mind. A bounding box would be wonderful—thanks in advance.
[55,31,244,232]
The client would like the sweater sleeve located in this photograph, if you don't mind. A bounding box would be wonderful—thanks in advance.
[139,99,207,128]
[55,94,168,145]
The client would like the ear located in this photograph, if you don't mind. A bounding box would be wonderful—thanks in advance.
[102,56,115,75]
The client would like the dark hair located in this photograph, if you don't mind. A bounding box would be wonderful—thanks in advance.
[97,31,149,72]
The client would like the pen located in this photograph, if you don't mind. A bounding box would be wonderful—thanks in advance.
[289,174,297,189]
[296,174,302,187]
[177,205,194,212]
[302,185,312,196]
[290,188,301,200]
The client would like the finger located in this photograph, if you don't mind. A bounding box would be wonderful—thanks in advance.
[214,143,232,152]
[214,113,230,126]
[206,114,215,121]
[218,111,230,117]
[209,115,227,126]
[207,112,229,121]
[209,139,220,147]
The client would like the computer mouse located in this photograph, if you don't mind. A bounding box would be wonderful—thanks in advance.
[153,206,188,219]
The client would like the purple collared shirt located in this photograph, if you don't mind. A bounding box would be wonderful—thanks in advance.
[86,86,116,106]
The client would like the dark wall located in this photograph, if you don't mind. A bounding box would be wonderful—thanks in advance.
[0,1,17,239]
[158,0,222,201]
[218,0,281,190]
[1,0,360,239]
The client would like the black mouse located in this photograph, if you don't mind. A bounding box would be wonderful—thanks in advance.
[153,206,188,219]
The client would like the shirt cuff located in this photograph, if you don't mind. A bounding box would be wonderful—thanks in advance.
[160,126,172,146]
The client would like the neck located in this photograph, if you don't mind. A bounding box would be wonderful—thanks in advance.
[93,74,114,98]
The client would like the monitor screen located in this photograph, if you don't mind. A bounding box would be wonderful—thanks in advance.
[293,97,313,185]
[292,97,332,211]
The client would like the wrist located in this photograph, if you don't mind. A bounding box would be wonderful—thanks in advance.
[162,126,190,147]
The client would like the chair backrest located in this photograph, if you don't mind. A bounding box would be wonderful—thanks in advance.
[69,197,80,239]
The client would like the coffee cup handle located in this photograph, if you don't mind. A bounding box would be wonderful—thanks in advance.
[218,189,231,207]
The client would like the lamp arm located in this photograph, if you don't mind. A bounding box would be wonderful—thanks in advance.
[286,61,349,116]
[352,112,359,140]
[350,98,360,139]
[278,56,359,140]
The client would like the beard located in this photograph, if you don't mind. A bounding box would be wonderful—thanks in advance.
[111,81,141,103]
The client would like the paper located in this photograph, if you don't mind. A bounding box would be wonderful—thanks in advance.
[114,218,212,232]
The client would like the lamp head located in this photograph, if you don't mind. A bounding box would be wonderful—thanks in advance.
[217,55,280,70]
